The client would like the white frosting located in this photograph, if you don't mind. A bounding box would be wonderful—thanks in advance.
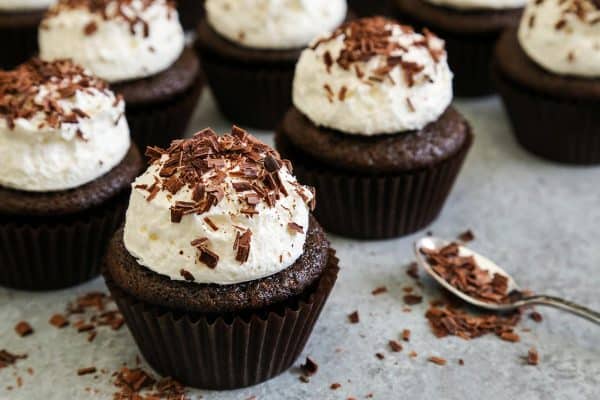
[293,21,454,135]
[205,0,347,49]
[423,0,525,10]
[0,82,130,192]
[39,0,185,83]
[124,141,314,285]
[518,0,600,77]
[0,0,55,11]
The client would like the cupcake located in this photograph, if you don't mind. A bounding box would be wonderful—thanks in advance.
[494,0,600,164]
[0,58,142,290]
[394,0,523,97]
[276,17,473,239]
[39,0,204,149]
[176,0,204,31]
[0,0,55,69]
[196,0,348,129]
[349,0,392,16]
[103,127,339,389]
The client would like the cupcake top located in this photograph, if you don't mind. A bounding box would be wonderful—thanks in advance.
[293,17,453,136]
[205,0,347,49]
[39,0,185,83]
[124,127,315,285]
[0,0,56,11]
[518,0,600,78]
[0,58,130,192]
[423,0,526,10]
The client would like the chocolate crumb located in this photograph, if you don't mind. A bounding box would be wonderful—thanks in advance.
[428,356,447,366]
[371,286,388,295]
[389,340,403,352]
[77,367,97,376]
[457,229,475,242]
[0,350,27,370]
[500,331,520,343]
[15,322,33,337]
[403,295,423,305]
[402,329,411,342]
[406,262,419,279]
[49,314,69,328]
[458,359,464,366]
[375,353,385,360]
[530,311,543,323]
[180,269,195,282]
[348,311,360,324]
[526,347,539,366]
[300,357,318,376]
[331,383,342,390]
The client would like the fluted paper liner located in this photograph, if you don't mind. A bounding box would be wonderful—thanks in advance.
[105,249,339,390]
[276,132,473,239]
[494,66,600,165]
[125,74,204,150]
[197,49,294,130]
[0,196,127,291]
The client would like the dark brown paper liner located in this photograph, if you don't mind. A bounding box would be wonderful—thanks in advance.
[197,50,295,130]
[104,249,339,390]
[494,65,600,164]
[276,131,473,239]
[125,73,204,150]
[0,23,38,69]
[0,195,128,291]
[176,0,205,31]
[349,0,392,16]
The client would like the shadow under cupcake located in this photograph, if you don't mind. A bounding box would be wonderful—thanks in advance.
[103,127,339,389]
[276,17,473,240]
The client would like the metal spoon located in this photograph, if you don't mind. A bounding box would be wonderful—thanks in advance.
[414,236,600,325]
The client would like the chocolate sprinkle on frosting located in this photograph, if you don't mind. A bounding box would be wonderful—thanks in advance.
[0,59,111,130]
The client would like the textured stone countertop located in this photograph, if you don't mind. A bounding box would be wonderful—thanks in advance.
[1,93,599,400]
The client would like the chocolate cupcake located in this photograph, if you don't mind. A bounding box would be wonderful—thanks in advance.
[394,0,523,97]
[276,18,473,239]
[0,59,142,290]
[494,0,600,164]
[349,0,392,16]
[103,127,339,389]
[0,0,55,69]
[39,0,203,149]
[195,0,348,129]
[176,0,204,31]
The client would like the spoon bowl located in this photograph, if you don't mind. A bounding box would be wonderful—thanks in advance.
[414,236,600,324]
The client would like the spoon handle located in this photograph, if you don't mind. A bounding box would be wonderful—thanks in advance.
[525,295,600,325]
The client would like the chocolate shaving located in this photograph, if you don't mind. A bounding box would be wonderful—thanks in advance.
[77,367,97,376]
[287,222,304,234]
[49,314,69,328]
[389,340,403,352]
[526,347,539,365]
[179,269,195,282]
[0,350,27,370]
[348,311,360,324]
[300,357,318,376]
[371,286,388,295]
[402,329,411,342]
[234,230,252,263]
[428,356,447,366]
[14,321,33,337]
[403,295,423,305]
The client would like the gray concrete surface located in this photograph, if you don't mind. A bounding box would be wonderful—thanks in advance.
[1,93,599,399]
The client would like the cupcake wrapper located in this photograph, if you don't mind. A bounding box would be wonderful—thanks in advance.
[126,74,204,150]
[0,23,38,69]
[494,67,600,164]
[177,0,205,31]
[198,50,294,130]
[0,196,128,291]
[105,249,339,390]
[277,133,473,240]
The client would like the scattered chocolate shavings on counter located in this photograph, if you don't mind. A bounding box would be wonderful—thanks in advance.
[458,359,465,366]
[14,322,33,337]
[371,286,388,296]
[375,353,385,360]
[428,356,447,366]
[300,357,319,376]
[403,295,423,305]
[420,243,512,304]
[348,311,360,324]
[457,229,475,242]
[77,367,97,376]
[331,383,342,390]
[526,348,539,366]
[406,262,420,280]
[426,302,522,341]
[389,340,403,352]
[113,367,188,399]
[0,350,27,370]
